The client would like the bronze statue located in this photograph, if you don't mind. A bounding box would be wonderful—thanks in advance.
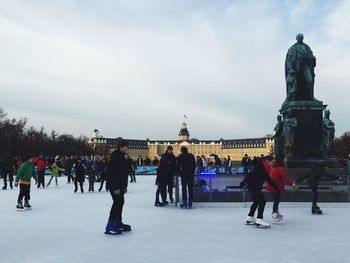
[321,110,335,157]
[284,33,316,105]
[273,115,284,158]
[283,113,297,157]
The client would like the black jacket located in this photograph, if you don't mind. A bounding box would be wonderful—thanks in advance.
[107,150,128,191]
[177,153,196,176]
[74,163,86,181]
[159,153,176,176]
[241,161,279,193]
[296,166,339,187]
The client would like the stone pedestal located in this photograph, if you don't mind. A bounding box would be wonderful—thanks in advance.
[280,101,328,168]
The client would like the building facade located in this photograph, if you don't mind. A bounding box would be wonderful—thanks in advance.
[87,123,273,161]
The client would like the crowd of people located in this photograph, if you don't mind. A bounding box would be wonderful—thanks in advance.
[1,144,348,232]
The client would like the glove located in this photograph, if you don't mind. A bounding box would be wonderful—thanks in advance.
[15,181,18,187]
[239,181,246,188]
[113,189,121,195]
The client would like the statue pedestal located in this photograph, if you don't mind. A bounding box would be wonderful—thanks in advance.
[280,101,328,168]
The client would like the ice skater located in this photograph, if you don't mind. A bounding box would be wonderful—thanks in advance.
[296,160,342,214]
[1,154,14,190]
[88,168,95,192]
[46,163,65,187]
[127,156,136,183]
[240,155,280,228]
[74,158,85,193]
[15,154,37,209]
[177,146,196,208]
[36,153,46,188]
[265,155,297,223]
[157,146,177,205]
[105,139,131,235]
[98,157,109,192]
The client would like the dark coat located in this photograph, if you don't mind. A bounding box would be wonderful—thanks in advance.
[241,161,279,193]
[74,163,86,182]
[296,166,339,187]
[158,152,177,183]
[177,152,196,176]
[107,150,129,191]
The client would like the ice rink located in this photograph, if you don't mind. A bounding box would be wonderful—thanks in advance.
[1,176,349,263]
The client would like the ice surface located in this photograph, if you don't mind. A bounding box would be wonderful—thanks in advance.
[1,176,349,263]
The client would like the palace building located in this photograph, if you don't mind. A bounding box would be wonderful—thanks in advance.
[87,123,274,161]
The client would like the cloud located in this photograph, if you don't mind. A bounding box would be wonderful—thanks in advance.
[0,0,349,140]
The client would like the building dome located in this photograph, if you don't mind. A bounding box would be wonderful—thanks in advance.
[178,122,190,141]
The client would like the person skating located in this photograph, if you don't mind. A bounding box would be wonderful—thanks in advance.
[98,157,109,192]
[88,168,95,192]
[15,154,37,209]
[74,158,85,193]
[105,139,131,235]
[156,146,177,205]
[265,155,297,223]
[36,153,46,188]
[154,158,163,206]
[177,146,196,208]
[64,156,74,184]
[240,155,280,228]
[296,160,342,214]
[46,163,64,187]
[2,154,14,190]
[127,156,136,183]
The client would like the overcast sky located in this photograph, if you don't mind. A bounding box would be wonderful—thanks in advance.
[1,0,349,140]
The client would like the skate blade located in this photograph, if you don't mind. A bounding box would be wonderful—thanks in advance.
[272,220,285,225]
[245,221,256,225]
[104,231,122,235]
[256,224,271,228]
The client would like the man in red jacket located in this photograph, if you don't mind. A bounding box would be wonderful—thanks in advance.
[36,153,46,188]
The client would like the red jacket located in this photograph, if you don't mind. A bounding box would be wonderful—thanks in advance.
[36,158,46,172]
[265,166,294,194]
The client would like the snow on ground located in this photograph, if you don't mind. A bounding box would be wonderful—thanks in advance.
[1,176,349,263]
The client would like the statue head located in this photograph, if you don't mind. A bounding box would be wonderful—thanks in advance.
[324,110,330,118]
[296,33,304,43]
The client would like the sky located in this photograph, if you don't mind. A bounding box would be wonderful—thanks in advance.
[1,0,349,140]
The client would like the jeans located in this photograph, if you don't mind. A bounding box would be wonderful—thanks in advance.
[248,190,266,219]
[109,190,125,221]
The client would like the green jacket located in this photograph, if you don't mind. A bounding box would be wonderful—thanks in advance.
[51,165,65,176]
[16,161,37,182]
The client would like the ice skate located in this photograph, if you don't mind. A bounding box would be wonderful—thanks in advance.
[16,201,24,210]
[312,205,323,215]
[154,201,163,207]
[255,218,271,228]
[116,220,132,232]
[245,216,256,225]
[104,219,122,235]
[24,201,32,209]
[188,200,193,209]
[180,199,187,208]
[272,212,284,224]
